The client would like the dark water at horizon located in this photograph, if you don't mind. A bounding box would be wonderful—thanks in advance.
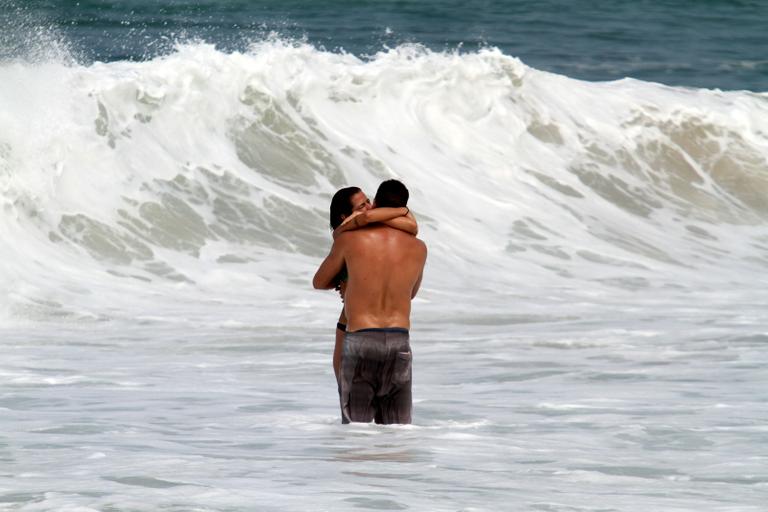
[2,0,768,91]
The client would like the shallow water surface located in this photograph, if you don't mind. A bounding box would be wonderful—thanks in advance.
[2,300,766,511]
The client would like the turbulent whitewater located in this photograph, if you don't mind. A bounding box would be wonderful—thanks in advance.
[2,42,767,324]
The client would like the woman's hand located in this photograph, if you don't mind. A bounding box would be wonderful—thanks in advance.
[332,211,363,239]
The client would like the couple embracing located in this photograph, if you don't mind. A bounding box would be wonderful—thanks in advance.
[313,179,427,425]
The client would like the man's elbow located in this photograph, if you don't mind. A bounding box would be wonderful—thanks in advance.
[312,274,327,290]
[313,273,336,290]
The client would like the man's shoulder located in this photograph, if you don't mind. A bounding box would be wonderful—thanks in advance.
[336,226,378,245]
[396,230,427,254]
[332,230,357,250]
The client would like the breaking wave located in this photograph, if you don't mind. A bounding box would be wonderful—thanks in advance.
[1,41,767,322]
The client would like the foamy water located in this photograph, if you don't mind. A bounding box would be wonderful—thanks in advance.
[1,42,767,510]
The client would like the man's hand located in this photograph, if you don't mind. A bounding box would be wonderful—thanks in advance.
[335,280,348,303]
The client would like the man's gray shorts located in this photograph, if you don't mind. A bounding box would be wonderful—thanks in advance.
[339,328,412,425]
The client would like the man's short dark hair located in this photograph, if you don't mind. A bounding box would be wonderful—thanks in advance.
[374,179,409,208]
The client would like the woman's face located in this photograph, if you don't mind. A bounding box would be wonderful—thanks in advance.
[349,191,372,214]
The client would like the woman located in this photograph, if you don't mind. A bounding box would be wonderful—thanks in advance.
[327,186,418,382]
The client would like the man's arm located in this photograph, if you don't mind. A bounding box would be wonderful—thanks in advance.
[411,243,427,298]
[411,269,424,299]
[333,207,414,238]
[313,238,347,290]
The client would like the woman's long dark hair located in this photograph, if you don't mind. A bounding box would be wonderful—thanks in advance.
[329,186,361,230]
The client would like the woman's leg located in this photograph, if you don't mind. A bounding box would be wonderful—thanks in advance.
[334,309,347,382]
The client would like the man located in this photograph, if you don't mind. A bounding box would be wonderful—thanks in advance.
[313,180,427,424]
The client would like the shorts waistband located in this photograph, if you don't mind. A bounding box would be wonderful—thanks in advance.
[350,327,409,334]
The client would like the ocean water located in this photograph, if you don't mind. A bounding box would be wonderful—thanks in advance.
[3,0,768,90]
[2,1,768,511]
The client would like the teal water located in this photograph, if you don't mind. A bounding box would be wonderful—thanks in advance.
[2,0,767,90]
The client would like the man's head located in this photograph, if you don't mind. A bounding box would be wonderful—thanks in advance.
[373,179,409,208]
[329,186,372,229]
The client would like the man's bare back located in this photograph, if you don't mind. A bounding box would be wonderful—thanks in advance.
[313,224,427,331]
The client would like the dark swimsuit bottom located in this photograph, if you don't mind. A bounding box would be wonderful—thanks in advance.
[337,324,409,334]
[339,327,412,424]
